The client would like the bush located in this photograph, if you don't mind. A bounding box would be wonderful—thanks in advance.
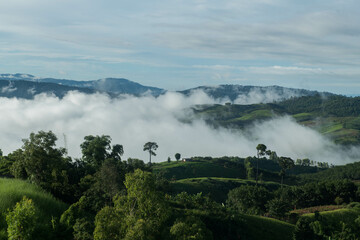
[6,196,37,240]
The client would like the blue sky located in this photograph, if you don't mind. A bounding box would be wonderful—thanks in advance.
[0,0,359,94]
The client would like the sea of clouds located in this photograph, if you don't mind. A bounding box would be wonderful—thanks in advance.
[0,91,359,164]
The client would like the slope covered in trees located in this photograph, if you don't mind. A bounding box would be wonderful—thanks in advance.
[0,131,359,239]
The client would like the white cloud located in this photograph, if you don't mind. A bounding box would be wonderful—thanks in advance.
[0,91,358,165]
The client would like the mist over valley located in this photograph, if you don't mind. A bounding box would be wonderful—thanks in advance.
[0,78,359,165]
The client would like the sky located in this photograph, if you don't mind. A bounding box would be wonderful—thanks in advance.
[0,0,360,94]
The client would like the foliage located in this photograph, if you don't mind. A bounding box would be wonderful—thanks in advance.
[80,135,123,169]
[171,192,220,210]
[266,197,292,218]
[244,157,254,180]
[0,178,68,239]
[94,169,170,239]
[175,153,181,161]
[227,185,272,215]
[278,157,295,186]
[170,177,280,203]
[6,196,37,240]
[170,216,213,240]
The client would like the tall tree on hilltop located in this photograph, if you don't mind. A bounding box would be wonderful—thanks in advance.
[175,153,181,161]
[143,142,158,164]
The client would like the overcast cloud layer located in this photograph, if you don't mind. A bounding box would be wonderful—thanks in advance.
[0,1,359,94]
[0,91,359,164]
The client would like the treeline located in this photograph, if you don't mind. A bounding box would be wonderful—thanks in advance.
[227,180,359,217]
[300,161,360,182]
[279,94,360,117]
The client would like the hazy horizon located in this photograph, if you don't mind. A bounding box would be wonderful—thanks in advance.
[1,72,359,96]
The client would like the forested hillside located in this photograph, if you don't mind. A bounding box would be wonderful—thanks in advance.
[193,94,360,145]
[0,131,359,239]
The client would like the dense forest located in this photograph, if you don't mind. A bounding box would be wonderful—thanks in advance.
[0,130,360,239]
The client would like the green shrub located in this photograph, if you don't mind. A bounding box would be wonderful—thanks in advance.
[6,196,37,240]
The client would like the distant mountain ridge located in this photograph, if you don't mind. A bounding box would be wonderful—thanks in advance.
[0,73,334,101]
[0,80,96,99]
[0,73,165,97]
[179,85,334,103]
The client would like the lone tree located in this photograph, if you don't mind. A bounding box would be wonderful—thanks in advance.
[143,142,158,164]
[278,156,295,187]
[255,144,267,185]
[175,153,181,161]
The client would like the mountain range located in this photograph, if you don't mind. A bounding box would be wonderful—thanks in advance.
[0,73,333,101]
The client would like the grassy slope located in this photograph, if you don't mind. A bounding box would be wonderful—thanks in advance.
[301,208,360,233]
[183,208,294,240]
[0,178,68,239]
[243,214,294,240]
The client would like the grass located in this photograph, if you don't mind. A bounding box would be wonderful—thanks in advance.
[234,109,273,121]
[180,208,294,240]
[242,214,294,240]
[292,112,315,122]
[299,208,360,234]
[0,178,68,239]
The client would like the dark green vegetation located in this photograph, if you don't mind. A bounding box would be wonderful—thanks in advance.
[0,130,360,239]
[192,94,360,145]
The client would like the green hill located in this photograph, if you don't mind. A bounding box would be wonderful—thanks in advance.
[0,178,68,240]
[153,157,316,185]
[176,208,294,240]
[191,95,360,145]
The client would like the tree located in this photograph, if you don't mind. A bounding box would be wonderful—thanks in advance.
[266,197,292,218]
[244,157,254,180]
[6,196,37,240]
[293,217,316,240]
[143,142,158,164]
[170,216,213,240]
[227,185,271,215]
[278,157,295,187]
[15,131,67,187]
[80,135,123,169]
[175,153,181,161]
[94,169,170,240]
[109,144,124,161]
[255,144,267,185]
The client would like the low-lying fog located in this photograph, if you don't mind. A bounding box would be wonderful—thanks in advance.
[0,91,359,164]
